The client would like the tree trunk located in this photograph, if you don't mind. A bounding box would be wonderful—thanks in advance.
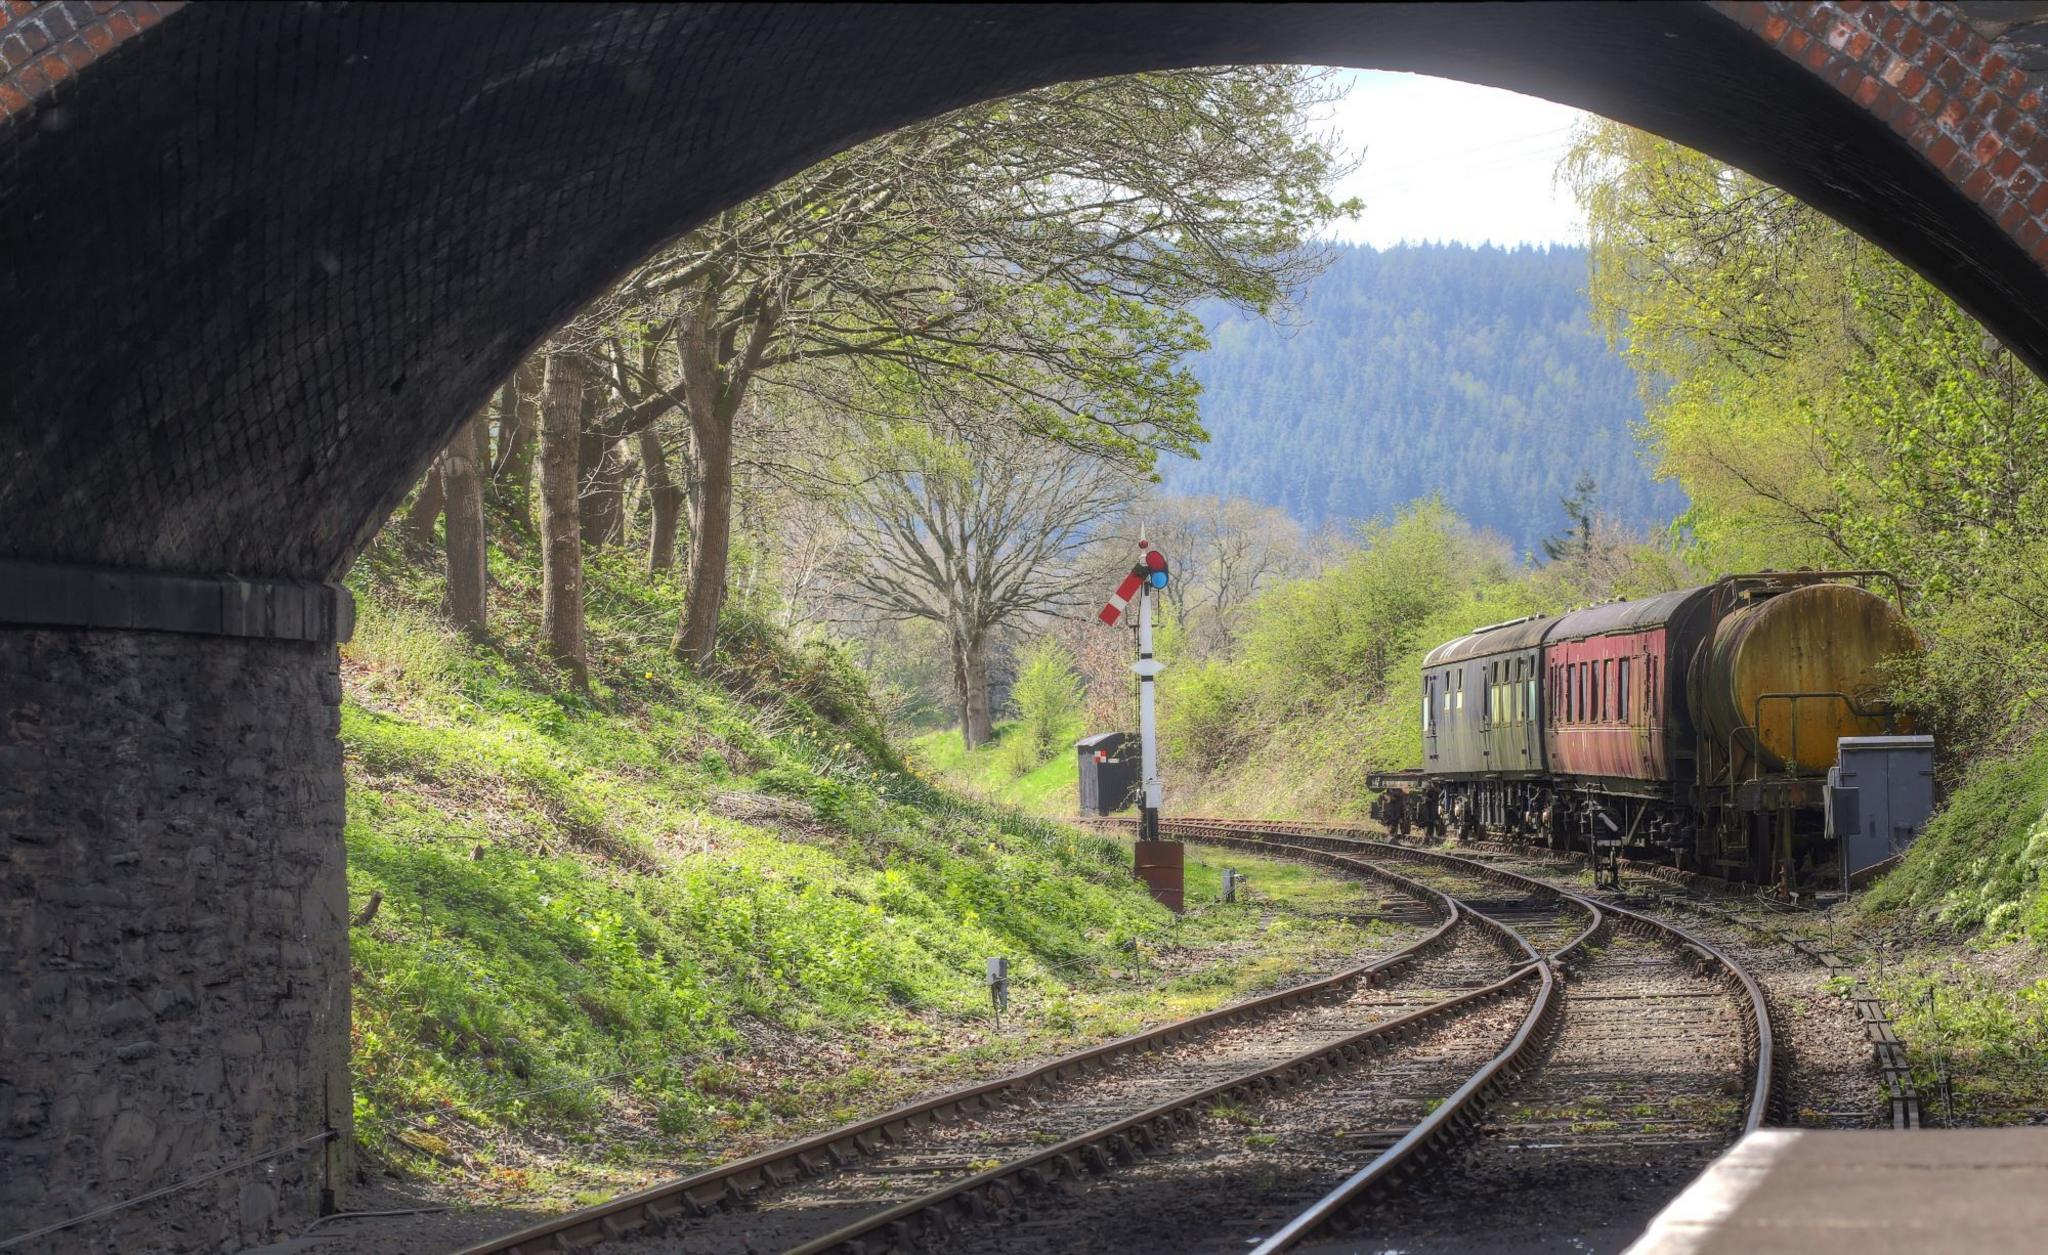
[538,350,588,689]
[954,629,994,750]
[494,362,539,529]
[675,410,732,667]
[475,398,494,470]
[671,284,779,669]
[579,428,628,548]
[641,427,682,573]
[440,411,489,636]
[965,634,994,748]
[405,466,444,544]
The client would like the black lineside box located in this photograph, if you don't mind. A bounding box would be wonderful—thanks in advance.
[1076,731,1138,816]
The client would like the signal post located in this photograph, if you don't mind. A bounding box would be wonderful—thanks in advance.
[1101,541,1181,910]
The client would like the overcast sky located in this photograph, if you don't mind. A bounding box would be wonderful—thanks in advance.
[1319,70,1593,250]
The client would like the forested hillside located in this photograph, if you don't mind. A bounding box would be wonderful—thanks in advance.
[1165,242,1685,549]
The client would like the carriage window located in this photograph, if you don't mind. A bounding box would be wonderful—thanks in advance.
[1591,661,1602,722]
[1618,658,1631,723]
[1574,663,1585,722]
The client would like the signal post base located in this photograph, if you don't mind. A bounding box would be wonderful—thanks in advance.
[1133,837,1184,913]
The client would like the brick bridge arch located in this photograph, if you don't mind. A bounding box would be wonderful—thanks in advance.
[3,2,2046,1250]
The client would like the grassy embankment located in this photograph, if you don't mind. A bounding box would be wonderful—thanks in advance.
[340,519,1401,1207]
[908,722,1082,816]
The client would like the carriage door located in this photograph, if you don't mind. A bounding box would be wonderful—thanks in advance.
[1624,655,1650,774]
[1424,673,1438,762]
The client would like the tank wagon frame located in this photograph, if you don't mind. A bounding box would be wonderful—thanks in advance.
[1396,571,1914,888]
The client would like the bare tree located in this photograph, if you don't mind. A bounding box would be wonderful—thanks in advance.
[439,408,490,636]
[538,349,588,688]
[490,363,540,529]
[1136,492,1309,655]
[404,466,444,544]
[639,425,683,573]
[833,426,1135,749]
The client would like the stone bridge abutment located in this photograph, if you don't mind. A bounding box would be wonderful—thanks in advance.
[4,1,2048,1248]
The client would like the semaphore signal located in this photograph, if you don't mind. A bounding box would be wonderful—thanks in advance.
[1102,540,1169,845]
[1098,541,1169,626]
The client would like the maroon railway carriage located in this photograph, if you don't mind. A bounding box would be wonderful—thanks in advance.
[1383,573,1919,887]
[1543,589,1704,793]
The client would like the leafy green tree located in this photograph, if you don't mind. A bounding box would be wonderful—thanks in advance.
[1010,637,1086,767]
[1563,116,2048,756]
[566,67,1356,668]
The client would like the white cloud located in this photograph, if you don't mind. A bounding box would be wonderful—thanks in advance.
[1316,70,1592,250]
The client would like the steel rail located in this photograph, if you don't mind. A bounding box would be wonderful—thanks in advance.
[454,852,1463,1255]
[1180,822,1775,1133]
[783,857,1557,1255]
[1216,833,1606,1253]
[1164,820,1776,1251]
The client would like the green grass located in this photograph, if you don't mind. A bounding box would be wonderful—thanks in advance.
[909,720,1084,815]
[1864,955,2048,1125]
[339,516,1396,1201]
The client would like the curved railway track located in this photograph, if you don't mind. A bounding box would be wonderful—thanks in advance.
[1159,820,1777,1253]
[458,855,1473,1255]
[456,823,1772,1255]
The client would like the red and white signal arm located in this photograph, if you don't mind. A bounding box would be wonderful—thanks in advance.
[1098,544,1168,626]
[1098,568,1145,625]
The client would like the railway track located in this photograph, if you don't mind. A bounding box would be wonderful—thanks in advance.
[1155,820,1777,1252]
[457,854,1480,1255]
[457,823,1769,1255]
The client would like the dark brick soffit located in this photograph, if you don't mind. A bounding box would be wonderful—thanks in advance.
[0,560,354,643]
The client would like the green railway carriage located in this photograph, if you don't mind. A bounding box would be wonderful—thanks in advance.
[1421,614,1550,833]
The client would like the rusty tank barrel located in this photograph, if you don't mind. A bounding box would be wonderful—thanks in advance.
[1690,581,1918,774]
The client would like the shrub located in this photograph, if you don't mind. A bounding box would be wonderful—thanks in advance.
[1010,637,1085,766]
